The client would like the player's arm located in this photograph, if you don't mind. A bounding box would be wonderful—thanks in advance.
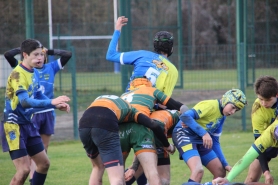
[47,49,72,67]
[226,146,259,182]
[137,113,170,148]
[179,109,207,137]
[17,90,70,109]
[17,91,55,109]
[163,97,188,113]
[4,47,20,68]
[211,134,229,168]
[258,151,271,176]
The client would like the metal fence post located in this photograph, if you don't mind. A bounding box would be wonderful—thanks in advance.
[69,46,78,140]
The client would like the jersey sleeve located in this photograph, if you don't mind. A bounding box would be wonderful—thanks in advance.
[252,123,277,153]
[179,109,207,137]
[226,147,259,182]
[211,135,228,167]
[50,59,62,74]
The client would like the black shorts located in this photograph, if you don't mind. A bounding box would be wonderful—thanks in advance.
[79,127,123,168]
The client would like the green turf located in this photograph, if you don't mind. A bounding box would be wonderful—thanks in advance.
[0,132,277,184]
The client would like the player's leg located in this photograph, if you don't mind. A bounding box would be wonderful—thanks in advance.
[97,128,125,185]
[137,152,161,185]
[155,130,171,185]
[27,122,50,185]
[244,159,262,183]
[9,151,31,185]
[89,156,105,185]
[185,154,204,183]
[198,144,226,179]
[172,130,203,183]
[130,122,160,185]
[29,145,50,185]
[29,111,54,183]
[2,122,33,184]
[157,165,170,185]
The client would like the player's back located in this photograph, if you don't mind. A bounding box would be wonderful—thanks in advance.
[121,86,170,116]
[123,50,178,95]
[150,109,180,137]
[88,95,137,122]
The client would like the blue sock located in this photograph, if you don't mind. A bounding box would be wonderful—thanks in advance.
[125,176,136,185]
[32,171,47,185]
[137,173,147,185]
[188,178,196,182]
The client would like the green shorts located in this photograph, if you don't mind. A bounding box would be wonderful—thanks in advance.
[119,122,156,155]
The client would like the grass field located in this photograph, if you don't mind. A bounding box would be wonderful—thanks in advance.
[0,132,277,184]
[0,68,277,184]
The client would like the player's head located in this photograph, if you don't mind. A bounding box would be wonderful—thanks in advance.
[221,89,247,111]
[21,39,45,68]
[129,77,152,90]
[21,39,44,57]
[254,76,278,108]
[153,31,174,57]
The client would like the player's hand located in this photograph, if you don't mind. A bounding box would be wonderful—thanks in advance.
[124,168,135,181]
[157,103,167,110]
[56,103,70,113]
[51,95,70,105]
[263,171,274,185]
[164,144,176,155]
[212,177,229,185]
[202,132,212,149]
[225,165,232,172]
[115,16,128,31]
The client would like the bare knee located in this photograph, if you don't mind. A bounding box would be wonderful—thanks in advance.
[213,167,226,178]
[19,165,31,176]
[36,159,50,173]
[192,167,204,177]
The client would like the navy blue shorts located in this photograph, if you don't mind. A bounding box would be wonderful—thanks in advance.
[1,122,43,159]
[32,111,55,135]
[79,127,123,168]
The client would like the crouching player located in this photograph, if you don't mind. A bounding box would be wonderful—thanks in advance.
[212,122,278,185]
[78,95,174,185]
[172,89,247,184]
[123,109,185,185]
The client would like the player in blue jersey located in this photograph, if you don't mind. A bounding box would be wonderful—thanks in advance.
[244,76,278,184]
[106,16,178,96]
[172,89,247,184]
[4,45,72,183]
[1,39,70,185]
[107,16,179,185]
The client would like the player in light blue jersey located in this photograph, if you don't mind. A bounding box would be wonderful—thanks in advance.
[106,16,178,96]
[172,89,247,184]
[4,45,72,183]
[1,39,70,185]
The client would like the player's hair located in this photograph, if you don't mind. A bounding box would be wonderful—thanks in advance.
[20,39,43,57]
[153,31,174,57]
[254,76,278,99]
[221,89,247,110]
